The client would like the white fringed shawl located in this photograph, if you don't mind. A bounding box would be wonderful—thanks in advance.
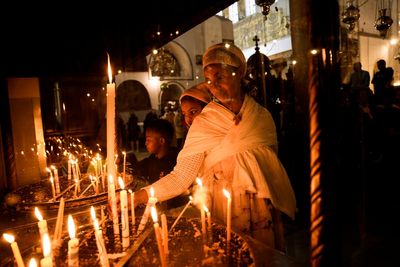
[179,95,296,219]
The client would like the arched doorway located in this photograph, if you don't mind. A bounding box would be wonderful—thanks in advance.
[159,82,184,116]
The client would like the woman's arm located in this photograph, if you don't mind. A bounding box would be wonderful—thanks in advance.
[134,153,204,205]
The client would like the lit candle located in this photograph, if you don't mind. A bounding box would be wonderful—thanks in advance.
[161,213,168,255]
[51,165,60,194]
[67,214,79,267]
[151,207,167,267]
[118,177,130,249]
[67,155,72,181]
[71,159,77,182]
[40,233,53,267]
[128,190,135,232]
[169,196,192,233]
[3,233,25,267]
[28,258,37,267]
[122,151,126,183]
[53,197,65,248]
[223,188,232,246]
[204,205,212,232]
[90,206,109,267]
[196,178,206,236]
[74,178,79,197]
[138,187,158,234]
[108,175,120,236]
[75,159,81,180]
[47,168,56,199]
[106,53,117,184]
[35,207,49,241]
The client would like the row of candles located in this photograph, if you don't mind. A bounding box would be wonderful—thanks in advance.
[45,149,130,202]
[3,176,232,267]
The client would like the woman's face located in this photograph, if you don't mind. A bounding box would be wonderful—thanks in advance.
[204,64,240,104]
[181,98,204,128]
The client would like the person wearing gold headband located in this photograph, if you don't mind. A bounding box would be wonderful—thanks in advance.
[133,42,296,251]
[179,82,212,128]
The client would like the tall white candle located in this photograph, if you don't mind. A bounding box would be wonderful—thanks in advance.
[3,233,25,267]
[151,207,167,267]
[51,165,60,194]
[53,197,65,248]
[196,178,206,236]
[169,196,192,233]
[90,206,109,267]
[138,187,157,234]
[118,177,130,249]
[47,167,56,199]
[129,190,135,232]
[161,213,169,255]
[122,151,126,183]
[67,155,72,181]
[223,188,232,246]
[67,215,79,267]
[204,205,212,232]
[40,233,53,267]
[35,207,49,241]
[108,175,120,236]
[106,53,117,183]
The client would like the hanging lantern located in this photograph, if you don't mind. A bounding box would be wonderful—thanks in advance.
[255,0,275,17]
[341,0,360,30]
[375,8,393,37]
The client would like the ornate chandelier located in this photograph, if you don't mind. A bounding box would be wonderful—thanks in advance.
[149,48,180,78]
[341,0,360,32]
[255,0,275,17]
[375,8,393,38]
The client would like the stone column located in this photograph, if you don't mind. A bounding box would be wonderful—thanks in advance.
[7,78,47,187]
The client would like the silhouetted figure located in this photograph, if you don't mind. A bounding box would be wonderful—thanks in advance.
[127,112,141,152]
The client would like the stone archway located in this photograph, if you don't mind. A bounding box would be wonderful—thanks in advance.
[159,82,185,116]
[116,80,151,112]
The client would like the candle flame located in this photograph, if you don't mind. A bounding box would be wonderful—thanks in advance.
[68,214,76,239]
[50,165,56,170]
[3,233,15,243]
[223,188,231,199]
[42,233,51,257]
[90,206,96,221]
[196,177,203,187]
[34,207,43,221]
[150,187,155,198]
[118,177,125,189]
[107,53,113,83]
[151,206,158,223]
[128,189,133,194]
[122,151,126,155]
[50,176,54,184]
[108,175,114,184]
[28,258,38,267]
[189,196,193,201]
[46,167,51,173]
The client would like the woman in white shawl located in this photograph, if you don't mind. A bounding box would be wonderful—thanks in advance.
[133,42,296,251]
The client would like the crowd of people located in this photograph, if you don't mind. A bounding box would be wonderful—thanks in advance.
[338,59,400,246]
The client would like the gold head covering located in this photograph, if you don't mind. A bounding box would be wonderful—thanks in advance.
[179,82,212,104]
[202,42,247,77]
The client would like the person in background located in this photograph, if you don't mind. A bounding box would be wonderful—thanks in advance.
[132,42,296,251]
[127,111,141,152]
[129,118,186,209]
[179,82,212,128]
[371,59,390,106]
[349,62,370,96]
